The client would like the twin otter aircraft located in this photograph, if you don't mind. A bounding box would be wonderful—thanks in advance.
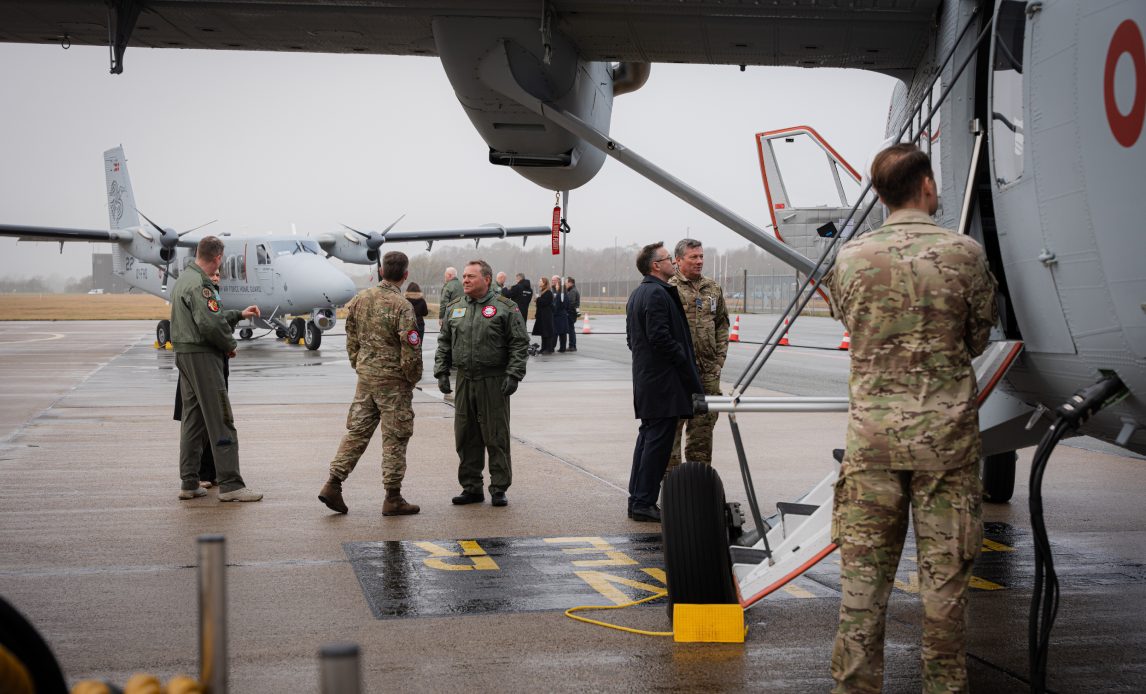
[0,146,548,350]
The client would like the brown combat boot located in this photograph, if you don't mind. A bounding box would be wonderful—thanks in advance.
[318,475,348,514]
[382,488,420,516]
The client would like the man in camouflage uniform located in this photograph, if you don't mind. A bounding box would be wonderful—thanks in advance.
[319,251,423,516]
[171,235,263,502]
[438,266,462,325]
[435,259,529,507]
[826,144,998,693]
[668,239,729,469]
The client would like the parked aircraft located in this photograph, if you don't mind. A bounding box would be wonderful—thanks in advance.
[0,146,549,350]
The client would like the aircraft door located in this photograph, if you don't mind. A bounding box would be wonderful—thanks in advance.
[987,0,1077,355]
[255,243,274,293]
[755,126,868,264]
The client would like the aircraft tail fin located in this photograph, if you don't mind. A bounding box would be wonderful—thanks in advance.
[104,146,139,231]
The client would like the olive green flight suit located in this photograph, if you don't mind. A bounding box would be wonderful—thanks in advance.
[171,263,247,493]
[438,277,463,320]
[434,291,529,494]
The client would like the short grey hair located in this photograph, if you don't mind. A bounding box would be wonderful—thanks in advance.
[674,238,702,260]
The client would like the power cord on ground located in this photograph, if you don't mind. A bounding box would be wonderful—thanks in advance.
[564,591,673,637]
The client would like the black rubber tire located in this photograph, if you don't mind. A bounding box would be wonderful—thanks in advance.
[239,327,253,340]
[662,462,739,618]
[156,319,171,346]
[287,317,306,343]
[983,451,1017,503]
[275,328,288,339]
[0,595,68,694]
[304,321,322,350]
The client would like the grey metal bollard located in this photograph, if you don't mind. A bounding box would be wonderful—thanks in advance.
[319,643,362,694]
[198,534,228,694]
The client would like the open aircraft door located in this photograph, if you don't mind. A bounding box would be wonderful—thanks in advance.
[755,126,875,260]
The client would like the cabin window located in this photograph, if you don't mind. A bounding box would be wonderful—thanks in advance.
[991,0,1027,187]
[237,255,246,280]
[256,244,270,265]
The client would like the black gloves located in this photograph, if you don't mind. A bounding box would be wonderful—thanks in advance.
[438,375,452,394]
[501,376,519,396]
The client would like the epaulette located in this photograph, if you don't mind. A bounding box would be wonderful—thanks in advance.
[494,294,517,309]
[443,295,465,310]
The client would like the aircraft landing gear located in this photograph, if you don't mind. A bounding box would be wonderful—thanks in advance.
[982,451,1017,503]
[239,328,253,340]
[156,319,171,346]
[661,462,740,617]
[275,328,287,339]
[304,321,322,351]
[286,317,306,344]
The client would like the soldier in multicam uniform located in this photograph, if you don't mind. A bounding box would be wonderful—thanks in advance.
[435,259,529,508]
[318,251,423,516]
[825,144,998,693]
[668,239,729,469]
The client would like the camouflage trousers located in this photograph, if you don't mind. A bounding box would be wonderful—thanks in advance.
[329,381,415,490]
[668,373,721,469]
[830,462,983,694]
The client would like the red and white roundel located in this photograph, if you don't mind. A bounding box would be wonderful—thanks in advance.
[406,330,420,346]
[481,305,497,318]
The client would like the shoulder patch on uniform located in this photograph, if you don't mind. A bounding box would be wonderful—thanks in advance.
[202,287,214,299]
[206,298,220,313]
[406,329,421,346]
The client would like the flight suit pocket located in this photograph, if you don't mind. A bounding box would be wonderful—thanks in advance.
[395,409,414,440]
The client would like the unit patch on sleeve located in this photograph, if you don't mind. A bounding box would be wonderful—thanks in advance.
[406,330,421,346]
[202,288,214,299]
[206,298,220,313]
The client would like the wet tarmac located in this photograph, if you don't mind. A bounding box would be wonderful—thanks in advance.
[1,319,1144,692]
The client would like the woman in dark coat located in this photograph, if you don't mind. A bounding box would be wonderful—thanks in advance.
[405,281,429,341]
[532,276,556,354]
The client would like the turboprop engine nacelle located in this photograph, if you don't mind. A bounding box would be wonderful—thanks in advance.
[125,227,177,266]
[325,232,379,265]
[312,308,337,331]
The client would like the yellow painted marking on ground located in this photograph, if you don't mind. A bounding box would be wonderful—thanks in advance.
[544,536,637,566]
[981,539,1014,553]
[412,540,500,571]
[782,583,816,598]
[894,572,920,594]
[575,570,667,605]
[970,576,1005,591]
[643,567,666,583]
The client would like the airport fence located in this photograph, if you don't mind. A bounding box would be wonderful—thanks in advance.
[576,272,829,315]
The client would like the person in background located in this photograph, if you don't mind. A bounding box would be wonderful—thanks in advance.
[405,281,429,343]
[506,273,533,322]
[550,274,570,353]
[532,276,555,354]
[565,276,581,352]
[495,271,508,294]
[438,266,462,326]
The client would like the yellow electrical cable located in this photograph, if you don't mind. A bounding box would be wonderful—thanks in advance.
[563,591,674,637]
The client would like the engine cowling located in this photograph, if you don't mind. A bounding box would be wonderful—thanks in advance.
[324,232,379,265]
[125,228,177,266]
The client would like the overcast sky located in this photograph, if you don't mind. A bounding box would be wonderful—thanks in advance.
[0,42,896,279]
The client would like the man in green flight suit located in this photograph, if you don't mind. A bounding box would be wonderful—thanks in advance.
[435,259,529,507]
[171,235,263,502]
[438,266,462,326]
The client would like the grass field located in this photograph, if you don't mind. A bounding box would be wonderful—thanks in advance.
[0,294,173,320]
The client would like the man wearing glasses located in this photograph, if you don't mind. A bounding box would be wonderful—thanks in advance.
[624,242,704,522]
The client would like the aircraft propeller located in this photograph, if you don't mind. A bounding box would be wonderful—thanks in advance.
[136,209,217,290]
[342,213,405,273]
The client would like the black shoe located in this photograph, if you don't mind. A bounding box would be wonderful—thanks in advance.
[568,348,577,352]
[557,349,566,353]
[631,505,661,522]
[451,491,484,505]
[627,507,633,519]
[491,491,508,507]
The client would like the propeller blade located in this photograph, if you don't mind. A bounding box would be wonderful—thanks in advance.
[136,208,165,235]
[379,213,406,237]
[341,223,371,239]
[180,219,218,236]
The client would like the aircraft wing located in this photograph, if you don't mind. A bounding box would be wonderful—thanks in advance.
[0,1,939,75]
[0,224,130,243]
[385,225,550,243]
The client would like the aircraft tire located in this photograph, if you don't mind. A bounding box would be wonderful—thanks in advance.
[156,319,171,346]
[0,595,68,694]
[982,451,1017,503]
[662,462,739,619]
[275,328,287,339]
[239,328,253,340]
[287,317,306,343]
[304,321,322,351]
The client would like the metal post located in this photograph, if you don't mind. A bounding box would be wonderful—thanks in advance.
[742,268,748,314]
[198,534,227,694]
[320,643,362,694]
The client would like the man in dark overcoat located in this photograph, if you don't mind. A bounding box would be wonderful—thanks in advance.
[624,242,703,522]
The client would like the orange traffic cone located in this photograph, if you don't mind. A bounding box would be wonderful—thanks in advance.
[581,313,592,334]
[778,317,791,346]
[837,330,850,350]
[729,315,741,342]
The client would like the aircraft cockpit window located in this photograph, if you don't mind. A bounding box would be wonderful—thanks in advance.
[991,0,1027,187]
[271,240,321,256]
[256,244,270,265]
[298,240,320,255]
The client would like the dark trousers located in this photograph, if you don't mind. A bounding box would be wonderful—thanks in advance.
[568,325,577,349]
[557,331,568,352]
[176,352,245,493]
[174,356,229,484]
[455,374,512,494]
[628,416,678,509]
[540,335,557,353]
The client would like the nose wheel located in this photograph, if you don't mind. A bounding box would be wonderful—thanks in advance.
[239,328,253,340]
[304,321,322,351]
[156,319,171,346]
[286,317,306,343]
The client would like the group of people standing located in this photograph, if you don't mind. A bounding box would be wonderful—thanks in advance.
[528,274,580,354]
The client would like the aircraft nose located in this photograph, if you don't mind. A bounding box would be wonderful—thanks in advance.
[328,270,357,306]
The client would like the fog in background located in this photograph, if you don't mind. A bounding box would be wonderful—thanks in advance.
[0,42,896,286]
